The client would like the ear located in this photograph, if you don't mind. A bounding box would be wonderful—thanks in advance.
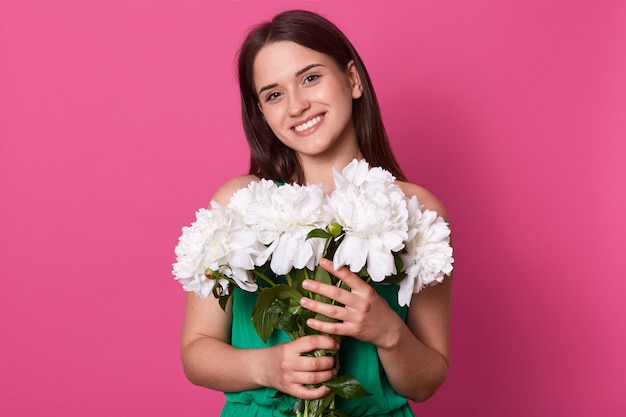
[346,60,363,99]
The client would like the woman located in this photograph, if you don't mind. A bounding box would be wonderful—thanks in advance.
[180,10,453,417]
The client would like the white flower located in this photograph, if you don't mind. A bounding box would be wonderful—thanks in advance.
[229,180,331,275]
[228,179,276,221]
[326,159,409,282]
[172,202,261,298]
[398,196,454,306]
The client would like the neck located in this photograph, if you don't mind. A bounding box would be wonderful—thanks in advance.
[294,120,363,193]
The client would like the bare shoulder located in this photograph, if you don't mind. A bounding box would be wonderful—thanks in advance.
[211,174,260,206]
[396,181,450,222]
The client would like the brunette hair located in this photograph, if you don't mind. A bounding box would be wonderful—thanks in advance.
[237,9,406,182]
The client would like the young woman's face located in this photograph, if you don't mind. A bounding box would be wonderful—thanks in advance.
[253,41,363,161]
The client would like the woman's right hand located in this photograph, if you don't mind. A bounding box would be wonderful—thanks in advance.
[259,334,340,400]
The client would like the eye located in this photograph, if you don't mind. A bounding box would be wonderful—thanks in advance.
[303,74,320,84]
[264,91,282,102]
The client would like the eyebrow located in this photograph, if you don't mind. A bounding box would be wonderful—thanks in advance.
[257,63,325,96]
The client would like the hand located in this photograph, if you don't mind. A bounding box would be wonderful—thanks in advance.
[299,258,404,349]
[261,334,339,400]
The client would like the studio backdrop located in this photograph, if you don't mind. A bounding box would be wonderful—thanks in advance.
[1,1,624,416]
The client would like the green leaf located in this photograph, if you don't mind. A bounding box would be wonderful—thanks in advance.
[313,266,333,285]
[307,228,331,240]
[251,285,303,343]
[278,308,300,333]
[323,234,344,260]
[304,393,334,417]
[395,251,404,272]
[323,374,371,399]
[312,267,333,304]
[218,293,230,312]
[323,409,349,417]
[268,296,302,335]
[297,308,317,335]
[291,268,310,296]
[251,307,279,343]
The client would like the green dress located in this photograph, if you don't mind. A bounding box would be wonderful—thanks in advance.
[220,282,416,417]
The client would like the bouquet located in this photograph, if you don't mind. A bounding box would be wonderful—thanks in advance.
[172,159,454,417]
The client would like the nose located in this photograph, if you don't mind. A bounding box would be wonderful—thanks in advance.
[287,90,310,117]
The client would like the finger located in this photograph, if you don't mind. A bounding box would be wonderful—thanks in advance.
[305,316,346,336]
[289,380,333,400]
[300,296,349,322]
[302,278,351,307]
[292,334,340,352]
[318,258,368,291]
[291,354,336,373]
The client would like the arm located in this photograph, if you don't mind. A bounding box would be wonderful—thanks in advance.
[180,175,339,399]
[299,183,453,402]
[181,291,257,391]
[381,182,453,401]
[378,273,452,402]
[181,270,341,399]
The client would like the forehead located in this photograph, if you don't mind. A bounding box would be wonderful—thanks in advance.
[253,41,336,88]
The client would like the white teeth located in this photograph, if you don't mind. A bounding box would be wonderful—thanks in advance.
[294,115,322,132]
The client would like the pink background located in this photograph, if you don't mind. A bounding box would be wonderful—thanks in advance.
[1,0,624,416]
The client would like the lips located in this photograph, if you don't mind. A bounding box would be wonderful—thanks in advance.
[293,114,323,132]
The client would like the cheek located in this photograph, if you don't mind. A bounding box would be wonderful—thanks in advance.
[261,108,289,139]
[260,107,281,128]
[329,80,356,112]
[334,90,356,120]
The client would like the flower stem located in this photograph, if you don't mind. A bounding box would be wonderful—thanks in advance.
[251,270,277,287]
[322,236,332,259]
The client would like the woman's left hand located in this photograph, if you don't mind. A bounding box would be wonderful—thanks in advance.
[299,258,404,349]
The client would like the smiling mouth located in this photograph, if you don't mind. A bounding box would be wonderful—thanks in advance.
[293,115,323,132]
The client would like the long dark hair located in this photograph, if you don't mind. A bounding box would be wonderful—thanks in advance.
[237,9,406,183]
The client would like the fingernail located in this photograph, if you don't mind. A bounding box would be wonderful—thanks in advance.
[302,279,312,289]
[300,297,310,307]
